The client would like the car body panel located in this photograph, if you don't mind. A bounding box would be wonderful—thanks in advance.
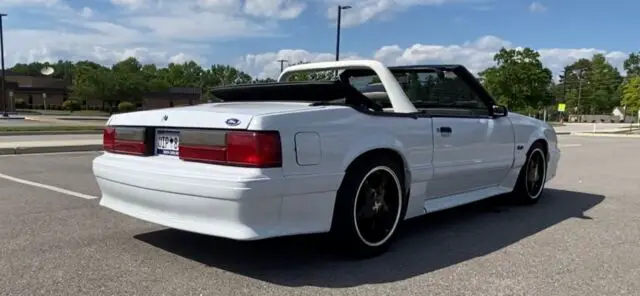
[93,59,560,241]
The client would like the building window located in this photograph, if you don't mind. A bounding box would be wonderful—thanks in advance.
[169,100,174,107]
[28,95,33,105]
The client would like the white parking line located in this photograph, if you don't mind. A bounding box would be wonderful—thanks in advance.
[0,172,99,200]
[559,144,582,148]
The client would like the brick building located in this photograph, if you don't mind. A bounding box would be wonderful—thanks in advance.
[1,70,68,111]
[1,71,202,111]
[141,87,202,110]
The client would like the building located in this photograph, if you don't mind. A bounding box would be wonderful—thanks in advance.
[1,70,68,112]
[1,71,202,111]
[141,87,202,110]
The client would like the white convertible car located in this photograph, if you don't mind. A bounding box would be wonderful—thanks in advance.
[92,60,560,258]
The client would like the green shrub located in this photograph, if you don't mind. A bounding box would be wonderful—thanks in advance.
[62,100,81,111]
[118,101,136,113]
[14,98,25,108]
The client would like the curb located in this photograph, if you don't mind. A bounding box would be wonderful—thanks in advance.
[0,144,103,155]
[570,132,640,138]
[0,130,103,136]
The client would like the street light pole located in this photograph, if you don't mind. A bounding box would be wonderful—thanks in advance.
[0,13,7,117]
[276,59,288,73]
[335,5,351,62]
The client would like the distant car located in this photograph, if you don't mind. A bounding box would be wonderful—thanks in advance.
[92,60,560,258]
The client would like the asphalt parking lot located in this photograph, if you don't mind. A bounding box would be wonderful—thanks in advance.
[1,135,639,296]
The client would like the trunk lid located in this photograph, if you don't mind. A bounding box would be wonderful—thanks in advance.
[107,102,318,129]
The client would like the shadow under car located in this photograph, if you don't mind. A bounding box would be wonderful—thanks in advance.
[134,188,604,288]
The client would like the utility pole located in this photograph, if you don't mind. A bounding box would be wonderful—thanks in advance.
[573,69,583,122]
[1,13,7,117]
[562,68,567,101]
[276,59,288,73]
[335,5,352,61]
[560,67,568,124]
[577,72,583,121]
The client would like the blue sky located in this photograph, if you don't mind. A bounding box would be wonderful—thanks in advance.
[0,0,636,78]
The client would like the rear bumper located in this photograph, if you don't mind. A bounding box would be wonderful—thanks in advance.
[93,153,343,240]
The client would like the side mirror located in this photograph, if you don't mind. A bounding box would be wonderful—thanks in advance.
[492,105,508,117]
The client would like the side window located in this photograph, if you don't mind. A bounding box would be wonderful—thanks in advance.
[344,69,489,116]
[422,71,489,116]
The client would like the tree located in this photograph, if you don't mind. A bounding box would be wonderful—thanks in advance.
[623,52,640,77]
[562,54,622,114]
[110,57,147,107]
[621,76,640,114]
[9,49,632,117]
[587,54,622,114]
[70,63,116,110]
[479,47,553,112]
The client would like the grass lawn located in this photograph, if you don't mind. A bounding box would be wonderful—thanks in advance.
[16,109,110,117]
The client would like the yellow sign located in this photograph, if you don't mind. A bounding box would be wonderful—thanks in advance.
[557,103,566,112]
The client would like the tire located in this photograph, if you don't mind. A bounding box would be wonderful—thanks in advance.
[330,155,407,259]
[512,143,548,205]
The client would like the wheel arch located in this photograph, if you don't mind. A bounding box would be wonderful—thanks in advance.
[530,138,549,161]
[344,147,410,197]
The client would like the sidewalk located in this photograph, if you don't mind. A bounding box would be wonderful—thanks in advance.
[0,139,102,155]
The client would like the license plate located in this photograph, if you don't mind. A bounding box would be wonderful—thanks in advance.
[156,130,180,156]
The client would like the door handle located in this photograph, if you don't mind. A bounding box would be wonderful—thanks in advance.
[437,126,452,134]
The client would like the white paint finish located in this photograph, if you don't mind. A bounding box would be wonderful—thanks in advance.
[107,101,323,129]
[428,116,515,198]
[93,152,341,239]
[546,145,561,182]
[278,59,418,113]
[405,181,428,219]
[508,112,558,168]
[93,59,562,242]
[294,132,322,166]
[0,172,99,200]
[424,186,512,214]
[97,178,283,240]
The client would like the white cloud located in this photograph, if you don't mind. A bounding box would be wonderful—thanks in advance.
[236,49,364,78]
[244,0,307,19]
[0,0,61,7]
[79,7,94,18]
[237,35,630,79]
[528,1,547,13]
[0,1,630,82]
[324,0,488,27]
[2,0,305,66]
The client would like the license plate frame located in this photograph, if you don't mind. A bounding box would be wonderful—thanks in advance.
[155,129,180,156]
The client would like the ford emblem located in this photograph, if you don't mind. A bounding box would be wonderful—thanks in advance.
[162,115,168,121]
[225,118,241,126]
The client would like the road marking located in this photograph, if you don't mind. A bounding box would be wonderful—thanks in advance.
[0,172,99,200]
[559,144,582,148]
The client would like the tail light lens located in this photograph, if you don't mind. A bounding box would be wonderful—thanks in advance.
[103,127,148,155]
[179,130,282,168]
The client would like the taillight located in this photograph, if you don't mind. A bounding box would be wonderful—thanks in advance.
[179,130,282,168]
[103,127,148,155]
